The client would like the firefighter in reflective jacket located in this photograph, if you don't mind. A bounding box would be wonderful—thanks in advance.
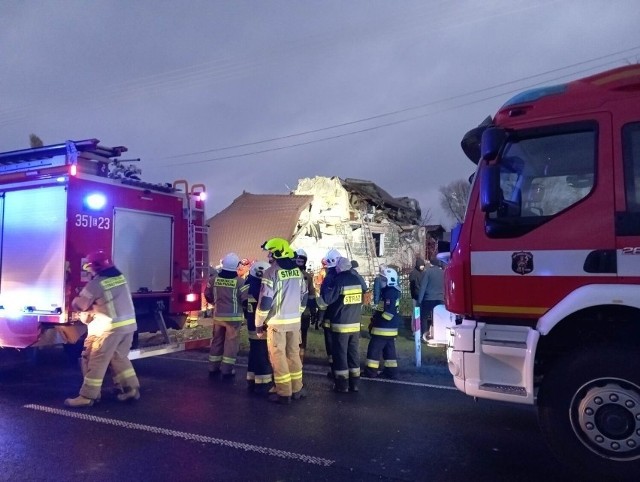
[65,250,140,407]
[323,256,363,393]
[240,260,273,394]
[318,248,342,376]
[256,238,308,404]
[208,252,245,379]
[364,267,401,379]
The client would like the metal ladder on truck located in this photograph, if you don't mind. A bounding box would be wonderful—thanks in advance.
[187,184,209,328]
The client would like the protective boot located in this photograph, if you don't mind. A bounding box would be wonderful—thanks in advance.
[254,383,272,396]
[268,392,291,405]
[333,377,349,393]
[349,377,360,392]
[117,387,140,402]
[292,387,308,400]
[64,395,95,408]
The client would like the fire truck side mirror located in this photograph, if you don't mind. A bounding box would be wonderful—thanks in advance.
[481,127,507,161]
[480,163,501,213]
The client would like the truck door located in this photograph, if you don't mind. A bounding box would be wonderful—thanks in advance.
[112,208,173,293]
[470,115,616,317]
[616,115,640,280]
[0,186,67,312]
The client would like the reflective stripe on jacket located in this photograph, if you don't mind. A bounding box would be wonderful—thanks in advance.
[256,262,307,330]
[323,271,363,333]
[370,286,401,337]
[72,272,137,335]
[213,274,245,323]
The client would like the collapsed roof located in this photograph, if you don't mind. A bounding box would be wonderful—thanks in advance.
[340,178,422,225]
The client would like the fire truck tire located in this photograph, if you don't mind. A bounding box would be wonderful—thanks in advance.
[538,345,640,480]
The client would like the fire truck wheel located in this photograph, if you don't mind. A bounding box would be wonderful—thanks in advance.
[538,345,640,480]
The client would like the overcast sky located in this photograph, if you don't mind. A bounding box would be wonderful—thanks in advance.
[1,1,639,226]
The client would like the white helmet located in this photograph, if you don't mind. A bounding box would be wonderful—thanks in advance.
[221,253,240,271]
[295,248,307,267]
[381,267,399,289]
[249,261,270,279]
[335,257,352,274]
[324,248,342,268]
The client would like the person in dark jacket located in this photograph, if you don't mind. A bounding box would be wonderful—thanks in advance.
[417,259,445,342]
[350,260,368,293]
[372,263,388,305]
[295,248,316,362]
[364,267,401,379]
[319,248,342,376]
[409,257,426,333]
[324,257,364,393]
[240,261,273,395]
[409,257,426,302]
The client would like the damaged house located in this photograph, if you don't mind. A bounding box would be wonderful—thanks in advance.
[207,176,426,279]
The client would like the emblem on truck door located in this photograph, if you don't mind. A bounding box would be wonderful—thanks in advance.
[512,251,534,275]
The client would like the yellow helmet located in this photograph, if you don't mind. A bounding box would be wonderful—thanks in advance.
[261,237,294,259]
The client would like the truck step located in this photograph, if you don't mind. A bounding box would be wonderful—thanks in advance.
[479,383,527,396]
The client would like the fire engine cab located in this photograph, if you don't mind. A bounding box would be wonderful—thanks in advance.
[443,65,640,478]
[0,139,210,359]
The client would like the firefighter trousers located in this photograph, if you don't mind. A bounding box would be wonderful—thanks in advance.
[365,335,398,378]
[322,325,333,364]
[247,338,273,387]
[267,326,303,397]
[79,332,139,400]
[209,321,240,375]
[330,331,361,381]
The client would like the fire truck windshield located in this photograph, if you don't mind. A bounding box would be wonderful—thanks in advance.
[483,121,596,237]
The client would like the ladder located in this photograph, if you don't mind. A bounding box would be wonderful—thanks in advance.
[361,217,380,277]
[335,223,353,260]
[187,195,209,288]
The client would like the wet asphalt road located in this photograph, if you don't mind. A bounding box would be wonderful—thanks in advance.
[0,348,576,482]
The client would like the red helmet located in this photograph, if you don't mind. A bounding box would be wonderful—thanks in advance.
[84,250,114,272]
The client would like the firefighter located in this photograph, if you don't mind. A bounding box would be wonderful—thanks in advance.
[208,252,245,379]
[294,248,316,362]
[255,238,308,405]
[64,250,140,407]
[364,267,401,379]
[319,248,342,377]
[237,257,252,279]
[323,256,363,393]
[203,266,219,317]
[240,260,273,395]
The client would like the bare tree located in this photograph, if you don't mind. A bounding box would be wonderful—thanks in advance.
[439,179,471,223]
[29,134,44,148]
[420,207,433,226]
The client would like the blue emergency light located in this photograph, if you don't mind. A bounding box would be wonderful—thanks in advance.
[84,193,107,210]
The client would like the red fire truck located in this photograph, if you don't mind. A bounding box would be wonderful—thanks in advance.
[0,139,210,359]
[444,65,640,478]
